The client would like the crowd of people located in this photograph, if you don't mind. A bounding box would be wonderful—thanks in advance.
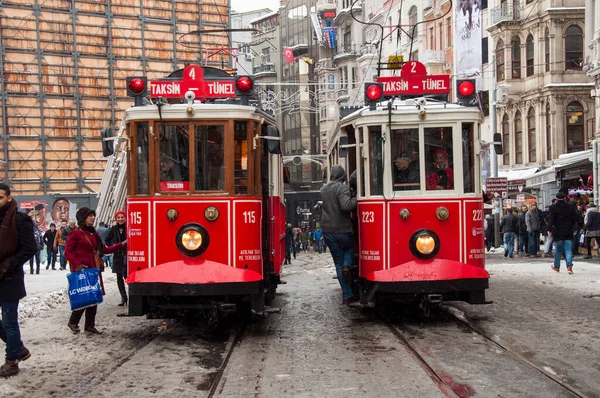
[0,183,128,377]
[488,191,600,274]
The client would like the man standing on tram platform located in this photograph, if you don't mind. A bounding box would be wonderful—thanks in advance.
[320,165,359,306]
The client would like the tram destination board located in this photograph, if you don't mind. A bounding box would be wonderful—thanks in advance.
[486,177,508,198]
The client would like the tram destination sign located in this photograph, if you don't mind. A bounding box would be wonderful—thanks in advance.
[486,177,508,198]
[377,60,450,96]
[150,64,235,99]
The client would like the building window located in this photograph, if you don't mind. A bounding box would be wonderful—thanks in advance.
[438,22,443,50]
[429,27,434,49]
[496,40,505,81]
[515,111,522,164]
[566,101,585,153]
[447,18,452,46]
[565,25,583,70]
[502,113,510,164]
[511,36,521,79]
[482,37,488,64]
[526,34,534,76]
[544,28,550,72]
[261,48,270,63]
[409,6,418,38]
[528,107,536,162]
[546,104,552,160]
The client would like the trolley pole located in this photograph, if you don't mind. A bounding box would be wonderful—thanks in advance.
[490,56,502,248]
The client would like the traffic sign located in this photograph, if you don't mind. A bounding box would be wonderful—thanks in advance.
[150,64,236,99]
[486,177,508,198]
[377,61,450,96]
[387,55,403,69]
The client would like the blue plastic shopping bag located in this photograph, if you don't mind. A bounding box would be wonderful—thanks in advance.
[67,268,103,311]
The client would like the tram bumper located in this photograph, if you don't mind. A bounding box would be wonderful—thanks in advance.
[367,259,490,304]
[126,260,264,315]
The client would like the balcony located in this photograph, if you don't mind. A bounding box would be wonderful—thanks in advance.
[333,44,359,60]
[336,88,349,104]
[317,0,336,12]
[420,49,445,65]
[422,0,433,10]
[490,1,522,26]
[253,63,276,77]
[334,4,362,24]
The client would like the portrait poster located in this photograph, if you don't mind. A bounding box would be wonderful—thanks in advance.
[20,200,47,232]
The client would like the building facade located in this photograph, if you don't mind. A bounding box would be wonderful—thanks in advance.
[584,0,600,148]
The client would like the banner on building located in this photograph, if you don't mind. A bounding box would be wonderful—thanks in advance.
[454,0,482,87]
[310,11,323,43]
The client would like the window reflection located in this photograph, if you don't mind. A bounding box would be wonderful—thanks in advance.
[159,125,189,191]
[234,122,249,194]
[195,125,224,190]
[369,127,383,195]
[462,123,475,193]
[391,128,420,191]
[425,127,454,190]
[136,122,149,195]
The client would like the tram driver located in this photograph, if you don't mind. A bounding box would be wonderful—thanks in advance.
[160,154,188,182]
[393,153,420,190]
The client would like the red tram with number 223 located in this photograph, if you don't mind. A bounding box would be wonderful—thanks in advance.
[102,65,286,319]
[329,61,490,314]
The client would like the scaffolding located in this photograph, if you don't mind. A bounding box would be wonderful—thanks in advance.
[0,0,230,195]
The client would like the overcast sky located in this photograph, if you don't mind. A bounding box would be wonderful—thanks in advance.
[231,0,281,13]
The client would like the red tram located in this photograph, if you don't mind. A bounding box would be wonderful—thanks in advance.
[328,62,490,313]
[101,65,286,318]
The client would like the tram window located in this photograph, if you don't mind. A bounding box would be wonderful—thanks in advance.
[234,121,249,195]
[462,123,475,193]
[425,127,454,191]
[391,128,420,191]
[369,127,383,195]
[159,125,190,190]
[194,125,224,191]
[136,122,149,195]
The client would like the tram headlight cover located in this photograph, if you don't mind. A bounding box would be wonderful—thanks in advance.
[409,229,440,259]
[176,223,210,257]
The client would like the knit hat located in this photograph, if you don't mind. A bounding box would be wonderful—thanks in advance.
[114,210,126,220]
[76,207,95,225]
[556,192,566,200]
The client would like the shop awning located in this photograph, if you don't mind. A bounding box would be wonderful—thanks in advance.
[525,150,593,187]
[498,166,540,181]
[526,167,556,187]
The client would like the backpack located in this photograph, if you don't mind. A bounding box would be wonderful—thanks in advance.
[33,227,44,250]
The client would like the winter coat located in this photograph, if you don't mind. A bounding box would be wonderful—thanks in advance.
[548,201,577,241]
[583,207,600,237]
[320,165,357,234]
[43,229,57,249]
[65,227,124,273]
[525,209,541,232]
[499,213,518,233]
[0,212,38,302]
[518,212,528,234]
[484,217,495,243]
[106,224,127,274]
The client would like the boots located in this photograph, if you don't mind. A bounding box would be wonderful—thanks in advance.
[17,346,31,363]
[0,360,19,377]
[118,297,128,306]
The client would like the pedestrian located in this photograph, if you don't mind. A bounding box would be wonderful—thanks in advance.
[285,223,294,264]
[28,223,44,275]
[517,205,529,256]
[97,221,112,269]
[313,227,323,253]
[300,228,309,253]
[43,223,58,270]
[582,203,600,259]
[548,192,578,274]
[542,201,556,257]
[571,201,584,257]
[65,207,127,334]
[54,220,73,271]
[0,183,37,377]
[499,208,518,258]
[525,202,541,257]
[484,214,494,251]
[105,211,128,306]
[320,165,358,306]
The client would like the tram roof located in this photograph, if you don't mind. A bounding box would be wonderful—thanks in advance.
[123,102,276,124]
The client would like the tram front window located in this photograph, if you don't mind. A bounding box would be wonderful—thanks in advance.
[136,122,149,195]
[391,128,420,191]
[462,123,475,193]
[425,127,454,191]
[195,125,224,191]
[159,125,189,191]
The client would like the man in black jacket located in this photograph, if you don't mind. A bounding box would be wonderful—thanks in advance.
[43,223,57,270]
[499,208,519,258]
[0,183,38,377]
[321,165,358,306]
[548,192,578,274]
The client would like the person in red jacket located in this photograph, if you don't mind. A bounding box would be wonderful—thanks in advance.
[65,207,126,334]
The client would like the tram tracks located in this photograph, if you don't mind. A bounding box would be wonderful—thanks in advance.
[381,307,587,398]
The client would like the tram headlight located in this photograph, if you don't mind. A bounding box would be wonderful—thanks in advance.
[409,229,440,260]
[176,223,210,257]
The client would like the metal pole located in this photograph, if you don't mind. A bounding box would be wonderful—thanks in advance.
[491,55,502,248]
[593,140,598,204]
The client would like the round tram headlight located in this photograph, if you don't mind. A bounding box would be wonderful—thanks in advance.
[176,223,210,257]
[409,229,440,260]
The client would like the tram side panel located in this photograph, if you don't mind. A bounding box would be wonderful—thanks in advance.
[463,199,486,267]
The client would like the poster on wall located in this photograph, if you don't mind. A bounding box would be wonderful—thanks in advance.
[20,200,48,232]
[454,0,482,87]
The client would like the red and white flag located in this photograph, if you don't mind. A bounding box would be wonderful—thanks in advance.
[283,47,294,63]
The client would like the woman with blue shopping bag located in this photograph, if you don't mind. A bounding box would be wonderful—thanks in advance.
[65,207,126,334]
